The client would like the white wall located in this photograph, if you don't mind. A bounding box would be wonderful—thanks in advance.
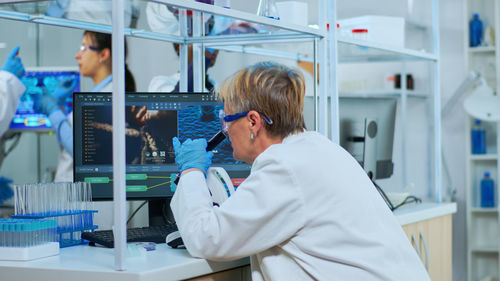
[0,0,468,278]
[439,1,467,280]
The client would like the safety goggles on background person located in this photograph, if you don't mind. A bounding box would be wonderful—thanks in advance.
[78,45,102,53]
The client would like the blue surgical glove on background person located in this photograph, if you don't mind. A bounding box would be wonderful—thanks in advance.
[31,88,59,116]
[53,78,78,102]
[172,137,213,174]
[0,177,14,204]
[1,46,25,79]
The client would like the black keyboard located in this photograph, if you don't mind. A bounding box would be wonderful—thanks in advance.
[82,223,178,248]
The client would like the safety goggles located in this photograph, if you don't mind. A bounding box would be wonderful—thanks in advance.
[78,45,102,53]
[219,109,273,135]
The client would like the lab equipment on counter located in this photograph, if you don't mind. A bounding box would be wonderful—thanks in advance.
[12,182,98,247]
[257,0,279,20]
[395,74,414,90]
[0,218,59,261]
[481,172,495,207]
[471,119,486,154]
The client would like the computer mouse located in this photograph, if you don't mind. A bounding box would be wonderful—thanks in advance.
[166,230,185,249]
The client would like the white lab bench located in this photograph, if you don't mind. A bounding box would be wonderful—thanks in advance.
[0,202,456,281]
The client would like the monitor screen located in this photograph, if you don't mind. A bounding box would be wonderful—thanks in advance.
[73,92,251,200]
[303,96,397,179]
[10,67,81,131]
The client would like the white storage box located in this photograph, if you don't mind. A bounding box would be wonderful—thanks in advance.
[338,16,405,48]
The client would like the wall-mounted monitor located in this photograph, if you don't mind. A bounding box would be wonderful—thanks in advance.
[10,67,81,132]
[303,96,397,180]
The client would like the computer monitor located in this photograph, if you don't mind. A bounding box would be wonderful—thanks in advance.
[303,96,397,180]
[72,92,251,201]
[10,67,81,132]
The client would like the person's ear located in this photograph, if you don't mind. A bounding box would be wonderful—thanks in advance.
[247,110,263,135]
[99,48,111,64]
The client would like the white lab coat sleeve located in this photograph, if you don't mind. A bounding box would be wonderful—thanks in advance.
[170,154,306,261]
[146,2,179,35]
[0,70,25,137]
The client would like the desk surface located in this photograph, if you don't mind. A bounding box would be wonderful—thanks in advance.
[0,202,456,281]
[0,244,249,281]
[393,202,457,225]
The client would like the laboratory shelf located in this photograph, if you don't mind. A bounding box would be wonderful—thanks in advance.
[0,10,316,45]
[470,154,499,161]
[339,90,428,99]
[469,46,496,53]
[337,37,438,63]
[0,1,441,65]
[148,0,325,37]
[471,248,500,254]
[471,208,499,214]
[209,45,314,63]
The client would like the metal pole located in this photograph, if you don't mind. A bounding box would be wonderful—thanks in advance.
[179,9,188,92]
[313,38,318,131]
[192,10,203,92]
[401,64,408,190]
[318,0,328,137]
[432,0,442,203]
[327,0,339,143]
[111,0,126,270]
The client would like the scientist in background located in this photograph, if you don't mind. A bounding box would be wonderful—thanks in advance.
[32,31,136,182]
[46,0,137,28]
[146,2,217,93]
[146,2,256,93]
[0,46,25,137]
[0,46,25,203]
[171,62,430,281]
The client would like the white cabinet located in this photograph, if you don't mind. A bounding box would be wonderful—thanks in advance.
[465,0,500,279]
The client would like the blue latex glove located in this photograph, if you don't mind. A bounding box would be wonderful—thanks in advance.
[0,177,13,204]
[1,46,25,79]
[31,89,59,116]
[53,78,77,101]
[172,137,214,174]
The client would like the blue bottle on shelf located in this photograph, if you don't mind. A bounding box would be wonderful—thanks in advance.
[469,13,483,47]
[471,119,486,154]
[481,172,495,208]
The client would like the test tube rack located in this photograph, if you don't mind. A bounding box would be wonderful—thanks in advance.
[0,218,59,261]
[12,210,98,248]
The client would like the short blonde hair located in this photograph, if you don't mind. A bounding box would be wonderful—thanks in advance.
[216,62,305,138]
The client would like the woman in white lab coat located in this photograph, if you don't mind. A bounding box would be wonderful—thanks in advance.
[0,46,25,137]
[171,62,431,281]
[33,31,135,183]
